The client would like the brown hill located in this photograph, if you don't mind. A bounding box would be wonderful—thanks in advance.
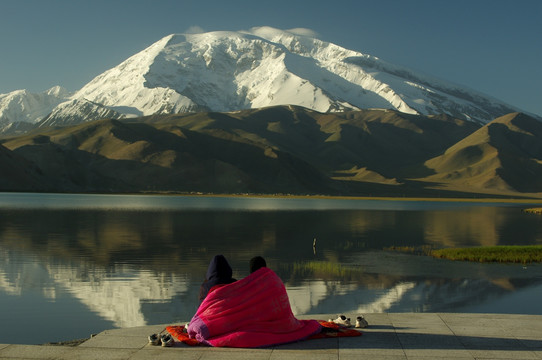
[0,143,50,191]
[142,107,478,178]
[1,107,540,197]
[423,112,542,194]
[1,117,333,194]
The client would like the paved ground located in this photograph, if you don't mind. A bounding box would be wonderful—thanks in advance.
[1,313,541,359]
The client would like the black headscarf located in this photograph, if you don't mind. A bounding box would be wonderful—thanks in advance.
[199,255,236,301]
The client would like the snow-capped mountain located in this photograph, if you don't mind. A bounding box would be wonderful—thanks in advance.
[70,26,519,123]
[0,27,525,132]
[0,86,71,132]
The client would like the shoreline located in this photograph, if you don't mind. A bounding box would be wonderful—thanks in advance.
[3,190,542,204]
[43,338,89,347]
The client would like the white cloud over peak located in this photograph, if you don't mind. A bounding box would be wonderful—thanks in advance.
[286,27,320,38]
[184,25,205,34]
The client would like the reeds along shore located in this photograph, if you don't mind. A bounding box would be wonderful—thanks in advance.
[523,208,542,214]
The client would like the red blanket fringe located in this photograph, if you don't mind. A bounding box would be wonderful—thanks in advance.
[166,320,361,347]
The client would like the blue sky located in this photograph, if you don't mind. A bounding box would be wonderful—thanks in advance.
[1,0,541,116]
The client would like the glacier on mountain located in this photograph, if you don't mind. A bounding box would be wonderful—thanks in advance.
[0,27,524,131]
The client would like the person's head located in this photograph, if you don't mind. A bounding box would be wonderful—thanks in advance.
[249,256,267,273]
[206,254,233,280]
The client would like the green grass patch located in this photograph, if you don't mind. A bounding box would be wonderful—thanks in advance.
[523,207,542,214]
[430,245,542,264]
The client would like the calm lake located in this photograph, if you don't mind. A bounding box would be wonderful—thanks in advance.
[1,192,542,345]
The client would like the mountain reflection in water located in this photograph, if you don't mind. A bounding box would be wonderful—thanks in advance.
[0,194,541,344]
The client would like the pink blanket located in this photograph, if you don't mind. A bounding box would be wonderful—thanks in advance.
[187,267,322,347]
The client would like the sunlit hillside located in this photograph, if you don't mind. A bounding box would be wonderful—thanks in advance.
[1,107,541,198]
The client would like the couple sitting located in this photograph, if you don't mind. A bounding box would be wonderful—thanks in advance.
[187,255,322,347]
[198,255,266,302]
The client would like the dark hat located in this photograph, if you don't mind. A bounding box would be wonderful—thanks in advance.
[249,256,267,273]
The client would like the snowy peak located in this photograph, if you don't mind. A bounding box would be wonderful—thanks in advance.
[0,87,71,125]
[70,27,519,123]
[71,34,201,116]
[44,85,70,98]
[0,27,529,132]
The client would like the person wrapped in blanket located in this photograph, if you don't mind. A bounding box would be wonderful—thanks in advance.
[199,254,237,302]
[187,255,322,347]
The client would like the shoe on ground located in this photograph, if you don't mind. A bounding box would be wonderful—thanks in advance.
[355,315,368,328]
[148,333,160,346]
[161,334,174,347]
[332,315,351,327]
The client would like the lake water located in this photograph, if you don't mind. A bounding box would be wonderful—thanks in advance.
[1,193,542,344]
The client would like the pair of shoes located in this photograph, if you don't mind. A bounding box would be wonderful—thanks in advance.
[148,333,174,347]
[355,315,369,328]
[329,315,351,327]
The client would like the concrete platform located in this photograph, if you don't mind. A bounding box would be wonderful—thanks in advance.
[1,313,541,359]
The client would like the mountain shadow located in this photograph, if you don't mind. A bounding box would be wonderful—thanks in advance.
[0,143,52,191]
